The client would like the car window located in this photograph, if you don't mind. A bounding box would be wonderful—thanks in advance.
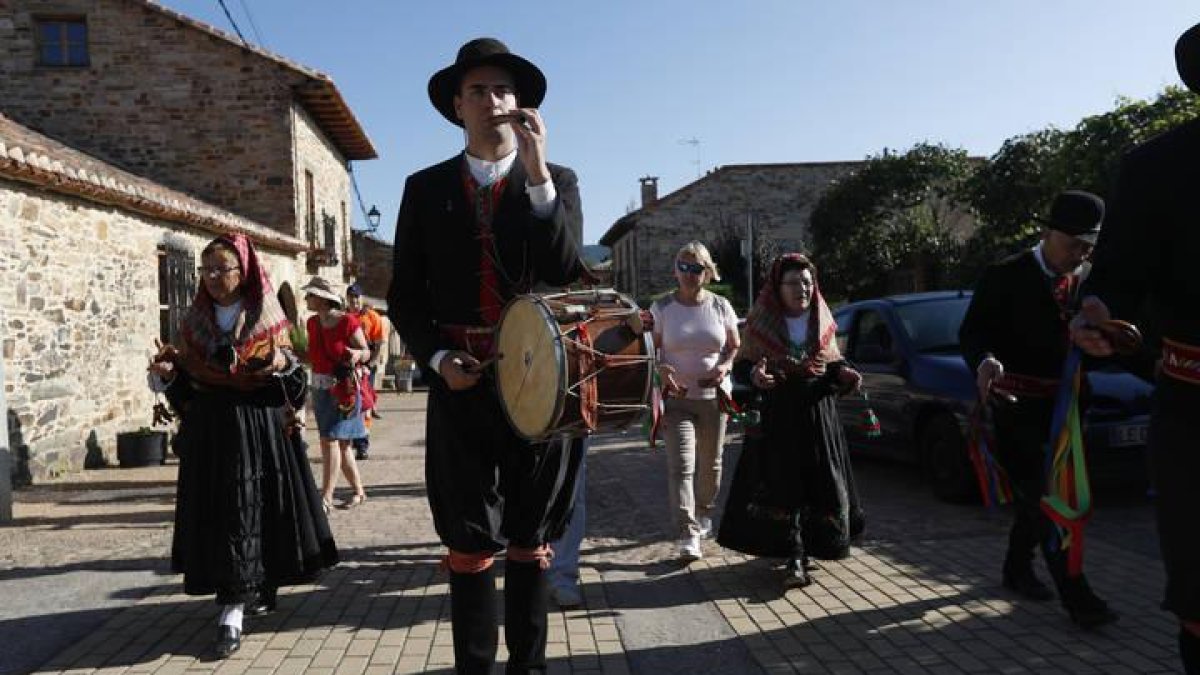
[852,310,894,363]
[833,309,853,355]
[894,296,971,353]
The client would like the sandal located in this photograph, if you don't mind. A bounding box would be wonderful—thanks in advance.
[321,497,332,515]
[343,493,367,509]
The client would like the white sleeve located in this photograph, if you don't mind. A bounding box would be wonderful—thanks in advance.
[526,180,557,219]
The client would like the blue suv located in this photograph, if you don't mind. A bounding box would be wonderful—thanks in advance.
[831,291,1153,503]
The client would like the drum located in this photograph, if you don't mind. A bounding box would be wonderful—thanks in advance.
[495,290,654,441]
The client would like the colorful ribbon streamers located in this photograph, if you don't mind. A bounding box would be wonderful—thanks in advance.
[1040,348,1093,578]
[859,391,882,439]
[966,401,1013,509]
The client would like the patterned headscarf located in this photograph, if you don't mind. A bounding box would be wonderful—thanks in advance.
[737,253,841,376]
[178,233,291,374]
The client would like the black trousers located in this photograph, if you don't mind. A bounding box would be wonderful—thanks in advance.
[426,379,584,673]
[992,400,1069,585]
[1150,379,1200,623]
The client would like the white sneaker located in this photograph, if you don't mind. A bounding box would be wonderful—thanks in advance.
[678,535,702,562]
[698,516,713,539]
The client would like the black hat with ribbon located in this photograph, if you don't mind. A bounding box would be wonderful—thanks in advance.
[1039,190,1104,244]
[427,38,546,127]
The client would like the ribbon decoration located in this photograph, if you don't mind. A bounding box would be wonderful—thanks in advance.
[1040,348,1093,578]
[859,390,882,439]
[965,401,1013,509]
[643,368,664,448]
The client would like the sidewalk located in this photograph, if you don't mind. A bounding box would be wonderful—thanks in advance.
[0,391,1182,674]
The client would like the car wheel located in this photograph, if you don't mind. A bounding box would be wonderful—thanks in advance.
[920,413,978,504]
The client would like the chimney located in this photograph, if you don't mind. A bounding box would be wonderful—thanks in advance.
[639,176,658,208]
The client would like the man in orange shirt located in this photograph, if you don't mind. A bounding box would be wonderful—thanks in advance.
[347,284,383,459]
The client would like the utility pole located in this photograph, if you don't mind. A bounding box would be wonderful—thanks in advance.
[743,213,754,312]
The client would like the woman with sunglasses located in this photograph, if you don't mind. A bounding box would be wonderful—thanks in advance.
[148,235,338,658]
[649,241,740,562]
[720,253,863,591]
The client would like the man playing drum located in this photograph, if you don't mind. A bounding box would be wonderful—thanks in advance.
[387,38,585,674]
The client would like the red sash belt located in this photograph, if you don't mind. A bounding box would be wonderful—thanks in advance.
[1162,338,1200,385]
[996,372,1060,399]
[440,324,496,361]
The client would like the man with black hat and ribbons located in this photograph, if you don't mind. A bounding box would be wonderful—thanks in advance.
[387,38,585,674]
[959,189,1119,629]
[1072,22,1200,673]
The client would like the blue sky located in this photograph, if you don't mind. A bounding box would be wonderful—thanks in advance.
[161,1,1196,245]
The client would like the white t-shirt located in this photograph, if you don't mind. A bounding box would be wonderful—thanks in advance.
[650,292,738,400]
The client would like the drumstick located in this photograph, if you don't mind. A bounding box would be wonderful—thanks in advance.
[467,353,504,373]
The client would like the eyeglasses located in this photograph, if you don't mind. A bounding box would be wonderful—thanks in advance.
[676,261,706,275]
[198,265,240,279]
[779,281,813,289]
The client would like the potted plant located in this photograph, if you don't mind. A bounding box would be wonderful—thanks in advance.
[116,426,168,468]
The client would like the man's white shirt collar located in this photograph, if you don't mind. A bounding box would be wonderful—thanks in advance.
[465,150,517,187]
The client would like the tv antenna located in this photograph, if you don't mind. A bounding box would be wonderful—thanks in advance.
[678,137,702,178]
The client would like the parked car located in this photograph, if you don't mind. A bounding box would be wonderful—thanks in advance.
[830,291,1153,503]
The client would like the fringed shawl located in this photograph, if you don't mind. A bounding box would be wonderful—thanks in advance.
[737,253,841,376]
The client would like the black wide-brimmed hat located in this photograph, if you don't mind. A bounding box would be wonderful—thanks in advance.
[427,38,546,127]
[1177,22,1200,93]
[1040,190,1104,244]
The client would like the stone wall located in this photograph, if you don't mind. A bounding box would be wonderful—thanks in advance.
[0,0,298,232]
[292,103,352,272]
[1,178,306,482]
[351,232,393,306]
[608,162,862,302]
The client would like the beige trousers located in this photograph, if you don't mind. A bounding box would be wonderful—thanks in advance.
[662,397,727,538]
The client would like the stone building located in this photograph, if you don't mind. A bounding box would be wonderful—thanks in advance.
[350,231,393,308]
[0,0,375,254]
[599,162,862,303]
[0,0,377,482]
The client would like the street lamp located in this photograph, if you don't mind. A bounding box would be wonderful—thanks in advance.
[366,205,381,231]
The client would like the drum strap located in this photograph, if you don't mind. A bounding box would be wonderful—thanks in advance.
[577,322,600,431]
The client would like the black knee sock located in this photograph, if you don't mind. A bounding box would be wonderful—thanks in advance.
[449,567,498,675]
[504,560,550,674]
[1182,628,1200,675]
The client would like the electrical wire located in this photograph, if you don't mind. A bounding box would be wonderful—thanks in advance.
[214,0,248,43]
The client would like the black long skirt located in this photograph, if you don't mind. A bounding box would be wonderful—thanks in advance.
[171,386,338,605]
[718,375,865,560]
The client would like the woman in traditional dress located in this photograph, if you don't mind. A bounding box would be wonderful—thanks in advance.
[650,241,741,562]
[720,253,864,590]
[148,234,338,658]
[301,276,370,512]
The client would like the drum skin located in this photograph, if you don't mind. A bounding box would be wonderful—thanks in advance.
[495,291,653,441]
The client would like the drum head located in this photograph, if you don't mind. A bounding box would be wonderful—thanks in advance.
[495,296,566,440]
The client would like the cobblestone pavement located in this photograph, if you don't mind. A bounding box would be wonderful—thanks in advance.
[0,391,1182,674]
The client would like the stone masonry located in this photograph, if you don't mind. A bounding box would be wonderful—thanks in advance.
[0,178,307,482]
[602,163,862,303]
[0,0,373,242]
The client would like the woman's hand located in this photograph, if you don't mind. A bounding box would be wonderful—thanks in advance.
[836,366,863,394]
[657,364,687,397]
[148,339,178,381]
[751,357,777,390]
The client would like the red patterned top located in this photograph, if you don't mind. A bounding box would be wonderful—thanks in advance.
[306,313,362,376]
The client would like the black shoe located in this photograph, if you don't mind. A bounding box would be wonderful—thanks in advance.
[1060,576,1118,629]
[1002,567,1055,601]
[783,559,812,590]
[1180,628,1200,675]
[214,625,241,658]
[371,410,383,420]
[355,449,369,460]
[246,587,277,617]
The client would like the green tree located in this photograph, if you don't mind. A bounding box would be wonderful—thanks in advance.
[810,143,976,300]
[959,86,1200,285]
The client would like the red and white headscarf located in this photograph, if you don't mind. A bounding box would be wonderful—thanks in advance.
[178,233,291,373]
[737,253,841,376]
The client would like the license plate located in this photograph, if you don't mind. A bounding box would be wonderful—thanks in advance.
[1109,424,1149,448]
